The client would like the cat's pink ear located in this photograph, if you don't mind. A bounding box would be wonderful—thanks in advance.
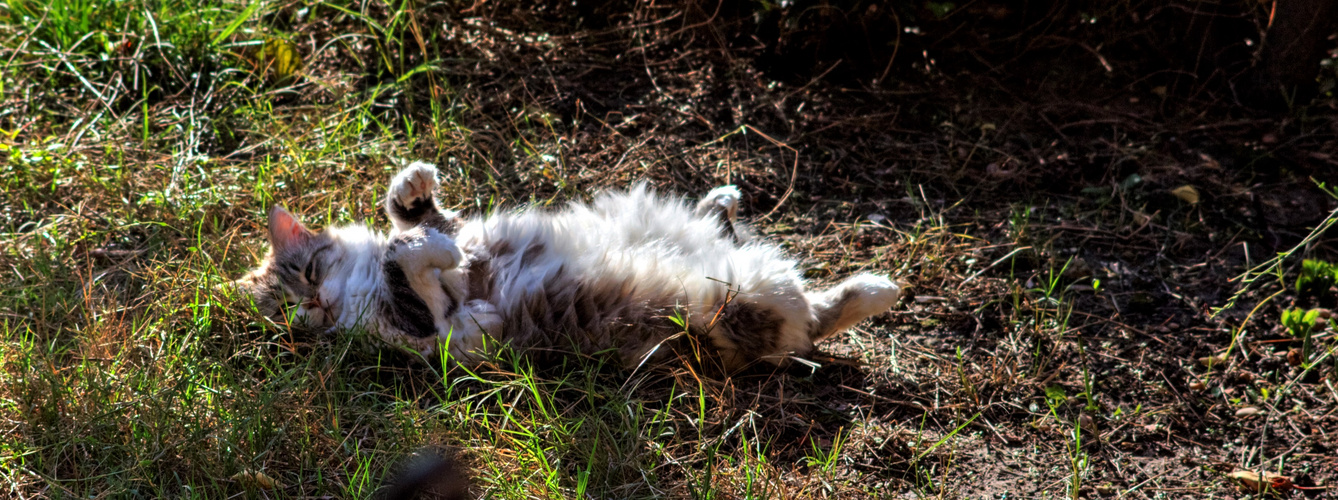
[268,206,311,250]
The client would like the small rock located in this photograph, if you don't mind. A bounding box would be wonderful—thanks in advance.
[1287,348,1304,366]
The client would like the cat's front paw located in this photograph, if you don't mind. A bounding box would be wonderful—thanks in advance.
[388,162,440,219]
[388,227,463,272]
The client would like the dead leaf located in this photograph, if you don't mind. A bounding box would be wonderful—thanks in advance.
[1131,209,1153,226]
[1228,470,1293,493]
[1197,352,1227,366]
[1078,414,1098,435]
[1171,185,1200,204]
[258,38,302,81]
[1235,407,1260,418]
[232,470,280,490]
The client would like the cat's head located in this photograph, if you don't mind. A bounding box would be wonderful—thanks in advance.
[236,206,339,328]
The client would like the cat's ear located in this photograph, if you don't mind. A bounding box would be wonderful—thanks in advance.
[268,206,312,250]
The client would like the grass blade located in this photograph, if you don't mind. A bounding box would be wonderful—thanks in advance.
[211,0,261,46]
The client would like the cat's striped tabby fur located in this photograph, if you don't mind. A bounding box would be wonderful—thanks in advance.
[237,162,901,371]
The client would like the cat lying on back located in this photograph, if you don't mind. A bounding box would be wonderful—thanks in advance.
[237,162,901,371]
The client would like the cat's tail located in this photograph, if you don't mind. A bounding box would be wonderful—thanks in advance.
[807,274,902,342]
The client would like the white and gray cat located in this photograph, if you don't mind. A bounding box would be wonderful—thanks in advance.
[237,162,901,371]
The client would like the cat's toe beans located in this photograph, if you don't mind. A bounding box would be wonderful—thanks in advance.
[392,162,440,205]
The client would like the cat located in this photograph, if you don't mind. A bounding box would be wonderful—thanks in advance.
[236,162,902,371]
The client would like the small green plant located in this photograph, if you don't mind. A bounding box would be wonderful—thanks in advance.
[1073,339,1100,412]
[1296,259,1338,298]
[1030,256,1075,306]
[1281,307,1329,366]
[1044,384,1068,407]
[1281,308,1321,337]
[805,428,847,473]
[1041,385,1090,500]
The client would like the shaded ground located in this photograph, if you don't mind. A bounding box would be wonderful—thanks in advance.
[346,4,1338,496]
[2,0,1338,498]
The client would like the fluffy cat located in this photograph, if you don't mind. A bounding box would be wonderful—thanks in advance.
[237,162,902,371]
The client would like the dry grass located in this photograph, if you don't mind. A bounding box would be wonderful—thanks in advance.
[2,0,1338,498]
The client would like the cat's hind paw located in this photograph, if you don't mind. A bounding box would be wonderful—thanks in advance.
[696,185,741,220]
[807,273,902,342]
[842,274,902,316]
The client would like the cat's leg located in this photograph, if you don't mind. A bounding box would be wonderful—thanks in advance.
[385,161,459,234]
[806,274,902,343]
[382,226,466,343]
[694,185,749,244]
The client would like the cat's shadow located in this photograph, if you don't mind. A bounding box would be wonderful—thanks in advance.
[466,350,905,496]
[318,336,911,497]
[722,355,892,460]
